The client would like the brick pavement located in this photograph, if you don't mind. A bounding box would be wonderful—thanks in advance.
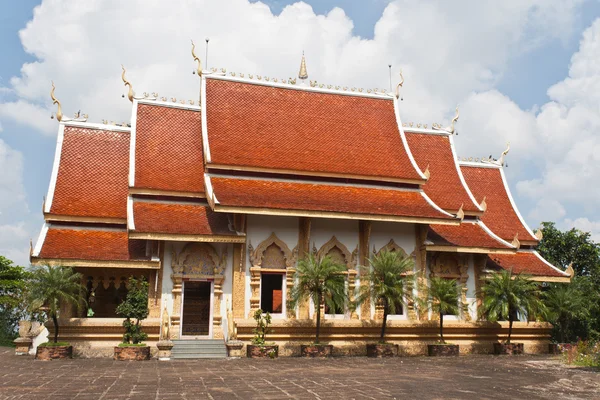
[0,348,598,399]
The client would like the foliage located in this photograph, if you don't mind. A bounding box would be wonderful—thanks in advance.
[0,256,30,345]
[544,280,589,343]
[27,265,86,343]
[251,308,272,346]
[479,269,545,344]
[354,250,414,342]
[117,342,147,347]
[38,341,70,347]
[288,254,347,344]
[537,222,600,280]
[116,277,149,344]
[423,277,460,344]
[563,341,600,368]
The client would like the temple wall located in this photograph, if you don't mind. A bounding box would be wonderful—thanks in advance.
[466,254,477,321]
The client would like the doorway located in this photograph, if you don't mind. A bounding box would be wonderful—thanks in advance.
[181,281,212,337]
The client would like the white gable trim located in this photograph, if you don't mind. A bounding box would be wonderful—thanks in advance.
[201,75,212,163]
[127,196,135,231]
[63,121,131,132]
[449,135,483,212]
[44,124,65,213]
[32,222,50,257]
[421,192,456,218]
[128,100,138,187]
[392,97,428,181]
[137,98,201,111]
[477,220,516,249]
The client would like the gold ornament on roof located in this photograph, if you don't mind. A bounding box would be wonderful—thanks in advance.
[498,142,510,166]
[511,233,520,249]
[121,65,134,103]
[423,164,431,180]
[191,40,202,76]
[456,204,465,221]
[395,69,404,100]
[479,196,487,211]
[50,81,63,122]
[298,52,308,80]
[433,106,459,134]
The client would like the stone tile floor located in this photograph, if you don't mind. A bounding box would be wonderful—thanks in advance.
[0,348,598,399]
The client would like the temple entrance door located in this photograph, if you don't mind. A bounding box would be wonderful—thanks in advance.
[180,280,213,338]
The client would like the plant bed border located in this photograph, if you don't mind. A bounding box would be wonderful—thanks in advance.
[35,345,73,360]
[301,344,333,358]
[113,345,151,361]
[367,343,399,358]
[427,344,459,357]
[493,343,524,355]
[247,344,279,358]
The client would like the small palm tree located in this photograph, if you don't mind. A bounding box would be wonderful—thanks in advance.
[288,254,347,344]
[479,269,545,344]
[426,277,460,344]
[543,283,587,344]
[27,265,86,343]
[354,250,414,342]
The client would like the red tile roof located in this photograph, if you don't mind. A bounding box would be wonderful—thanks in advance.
[209,176,455,222]
[406,132,480,213]
[427,221,514,251]
[204,78,424,183]
[49,126,128,219]
[461,165,537,242]
[488,251,569,277]
[132,201,238,236]
[134,103,204,194]
[38,226,147,261]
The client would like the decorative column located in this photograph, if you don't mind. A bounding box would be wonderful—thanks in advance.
[171,276,183,339]
[232,215,247,320]
[213,276,224,338]
[296,217,311,319]
[249,266,261,318]
[413,224,428,321]
[359,220,372,320]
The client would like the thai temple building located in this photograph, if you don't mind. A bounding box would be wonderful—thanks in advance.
[30,52,572,357]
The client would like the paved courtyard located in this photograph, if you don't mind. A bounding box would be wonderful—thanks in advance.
[0,348,598,400]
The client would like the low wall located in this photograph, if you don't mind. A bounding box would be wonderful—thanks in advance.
[235,319,552,357]
[45,318,160,358]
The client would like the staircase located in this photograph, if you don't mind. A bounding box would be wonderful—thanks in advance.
[171,339,228,359]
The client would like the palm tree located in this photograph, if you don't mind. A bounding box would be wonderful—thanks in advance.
[426,277,460,344]
[27,265,86,343]
[543,283,587,344]
[354,250,414,342]
[479,269,545,344]
[288,254,347,344]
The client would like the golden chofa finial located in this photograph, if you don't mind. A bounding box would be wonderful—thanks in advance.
[298,51,308,81]
[121,65,134,103]
[191,40,202,76]
[50,81,63,122]
[395,69,404,100]
[434,105,459,134]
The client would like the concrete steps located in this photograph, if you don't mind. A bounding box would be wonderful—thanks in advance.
[171,339,227,359]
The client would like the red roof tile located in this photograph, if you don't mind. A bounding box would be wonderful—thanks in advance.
[134,103,204,194]
[204,78,423,182]
[210,176,455,222]
[461,165,537,242]
[49,126,128,219]
[132,201,238,236]
[488,251,568,277]
[428,221,513,250]
[38,227,147,261]
[406,132,480,213]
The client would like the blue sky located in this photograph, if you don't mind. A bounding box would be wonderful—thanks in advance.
[2,0,600,266]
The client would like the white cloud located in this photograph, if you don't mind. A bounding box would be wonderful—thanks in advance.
[565,218,600,242]
[0,139,27,214]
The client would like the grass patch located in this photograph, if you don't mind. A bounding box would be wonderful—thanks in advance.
[38,342,70,347]
[117,343,147,347]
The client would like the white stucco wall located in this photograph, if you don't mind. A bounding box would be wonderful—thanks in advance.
[466,254,477,321]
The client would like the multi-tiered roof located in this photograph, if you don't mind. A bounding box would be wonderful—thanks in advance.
[31,60,571,282]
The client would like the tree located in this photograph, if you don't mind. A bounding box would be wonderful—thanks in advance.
[425,277,460,344]
[479,270,545,344]
[0,256,29,344]
[116,277,149,344]
[288,254,347,344]
[27,265,86,343]
[354,250,414,342]
[544,281,589,343]
[537,222,600,280]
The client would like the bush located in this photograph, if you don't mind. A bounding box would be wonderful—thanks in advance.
[116,277,149,345]
[117,343,147,347]
[251,309,272,346]
[564,341,600,368]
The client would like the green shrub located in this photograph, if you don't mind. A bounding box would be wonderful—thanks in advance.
[251,309,272,346]
[116,277,149,345]
[564,341,600,367]
[117,342,147,347]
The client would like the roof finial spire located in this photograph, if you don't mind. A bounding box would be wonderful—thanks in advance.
[50,81,63,122]
[395,69,404,100]
[298,51,308,81]
[191,40,202,76]
[498,142,510,166]
[121,65,134,103]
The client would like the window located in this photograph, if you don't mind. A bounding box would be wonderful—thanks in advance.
[260,273,284,314]
[388,299,404,316]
